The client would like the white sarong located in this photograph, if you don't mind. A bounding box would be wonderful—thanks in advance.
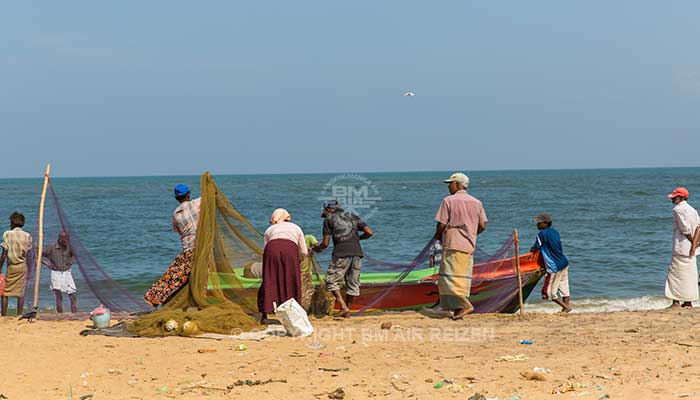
[50,269,77,295]
[665,255,699,302]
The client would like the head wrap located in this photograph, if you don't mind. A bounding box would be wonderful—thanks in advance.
[270,208,291,224]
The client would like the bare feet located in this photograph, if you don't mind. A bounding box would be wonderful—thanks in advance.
[682,302,693,308]
[419,306,451,319]
[260,318,282,325]
[451,307,475,320]
[338,309,351,318]
[559,307,572,314]
[669,301,681,309]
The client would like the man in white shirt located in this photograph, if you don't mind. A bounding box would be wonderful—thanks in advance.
[665,187,700,308]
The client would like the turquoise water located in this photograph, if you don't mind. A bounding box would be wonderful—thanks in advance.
[1,168,698,311]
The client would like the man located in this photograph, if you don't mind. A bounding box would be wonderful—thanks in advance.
[531,213,571,313]
[0,212,32,316]
[42,231,78,313]
[143,184,201,306]
[312,200,373,318]
[665,187,700,308]
[432,172,487,320]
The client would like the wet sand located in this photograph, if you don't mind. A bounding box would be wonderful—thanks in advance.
[2,309,700,399]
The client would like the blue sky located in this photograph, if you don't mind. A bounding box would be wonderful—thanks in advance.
[1,1,699,178]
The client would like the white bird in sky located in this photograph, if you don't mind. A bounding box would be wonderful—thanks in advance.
[403,91,415,97]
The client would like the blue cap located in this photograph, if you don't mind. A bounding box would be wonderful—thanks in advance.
[174,184,190,198]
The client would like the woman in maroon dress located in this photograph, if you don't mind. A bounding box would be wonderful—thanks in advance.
[258,209,308,324]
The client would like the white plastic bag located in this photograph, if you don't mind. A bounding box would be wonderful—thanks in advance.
[274,298,314,337]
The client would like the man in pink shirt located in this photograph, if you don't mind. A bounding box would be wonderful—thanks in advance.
[432,172,487,320]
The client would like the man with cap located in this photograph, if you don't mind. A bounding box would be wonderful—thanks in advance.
[144,184,202,307]
[531,212,571,313]
[312,200,373,318]
[665,187,700,308]
[432,172,487,320]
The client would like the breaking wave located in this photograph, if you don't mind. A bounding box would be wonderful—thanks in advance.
[525,295,673,314]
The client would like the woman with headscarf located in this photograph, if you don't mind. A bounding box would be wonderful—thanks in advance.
[258,208,308,324]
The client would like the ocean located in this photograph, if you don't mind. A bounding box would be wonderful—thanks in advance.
[1,168,699,313]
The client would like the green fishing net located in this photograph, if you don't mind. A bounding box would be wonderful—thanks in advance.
[127,173,263,336]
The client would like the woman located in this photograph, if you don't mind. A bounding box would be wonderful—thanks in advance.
[144,184,200,307]
[258,208,307,324]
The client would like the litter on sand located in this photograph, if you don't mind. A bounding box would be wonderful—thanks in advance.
[520,371,547,381]
[233,379,287,387]
[495,354,529,362]
[552,382,588,394]
[327,388,345,399]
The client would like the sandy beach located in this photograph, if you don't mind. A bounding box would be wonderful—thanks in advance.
[1,309,700,399]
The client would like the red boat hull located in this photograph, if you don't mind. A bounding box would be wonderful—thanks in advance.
[339,252,544,314]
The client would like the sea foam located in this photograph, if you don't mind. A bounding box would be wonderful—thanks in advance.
[525,295,673,314]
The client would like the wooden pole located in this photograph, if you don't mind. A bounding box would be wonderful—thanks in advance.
[32,163,51,310]
[513,228,524,317]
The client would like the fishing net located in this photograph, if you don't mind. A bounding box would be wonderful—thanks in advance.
[348,234,543,315]
[25,171,542,330]
[25,181,150,315]
[126,173,261,336]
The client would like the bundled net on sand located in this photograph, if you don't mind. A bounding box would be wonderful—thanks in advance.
[127,173,262,336]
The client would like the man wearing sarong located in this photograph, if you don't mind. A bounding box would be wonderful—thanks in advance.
[312,200,373,318]
[144,184,201,307]
[665,187,700,308]
[42,231,78,313]
[0,212,32,316]
[432,172,487,320]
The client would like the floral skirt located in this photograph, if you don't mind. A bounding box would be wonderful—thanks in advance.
[144,250,193,306]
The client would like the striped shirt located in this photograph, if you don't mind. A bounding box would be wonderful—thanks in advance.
[172,198,201,251]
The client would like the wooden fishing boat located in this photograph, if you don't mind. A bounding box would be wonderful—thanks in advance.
[219,252,544,314]
[339,252,542,313]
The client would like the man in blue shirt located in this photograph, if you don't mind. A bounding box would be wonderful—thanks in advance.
[531,213,571,313]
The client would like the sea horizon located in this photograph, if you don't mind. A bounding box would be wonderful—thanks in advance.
[2,164,700,181]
